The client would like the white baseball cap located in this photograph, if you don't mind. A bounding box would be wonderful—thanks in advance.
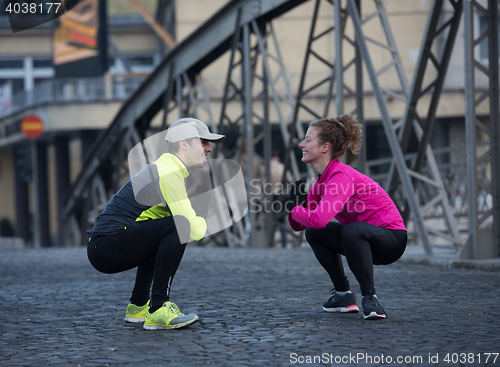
[165,118,225,143]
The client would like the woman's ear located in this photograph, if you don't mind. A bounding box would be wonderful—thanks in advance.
[321,142,330,153]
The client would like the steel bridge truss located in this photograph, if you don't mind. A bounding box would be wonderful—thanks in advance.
[383,0,499,258]
[60,0,498,256]
[286,0,461,254]
[61,0,311,247]
[385,0,464,253]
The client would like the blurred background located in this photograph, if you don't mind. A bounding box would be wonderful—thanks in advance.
[0,0,498,260]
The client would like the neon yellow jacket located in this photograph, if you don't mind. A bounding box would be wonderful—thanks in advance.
[88,153,207,242]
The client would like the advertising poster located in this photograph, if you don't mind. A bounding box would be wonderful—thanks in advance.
[52,0,107,77]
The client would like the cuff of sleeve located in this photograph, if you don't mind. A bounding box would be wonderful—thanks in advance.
[288,210,306,232]
[189,217,208,241]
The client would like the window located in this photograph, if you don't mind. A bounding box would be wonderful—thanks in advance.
[124,55,154,67]
[479,14,500,60]
[34,78,50,86]
[33,59,53,68]
[108,52,155,74]
[0,78,24,94]
[0,56,54,94]
[0,60,24,68]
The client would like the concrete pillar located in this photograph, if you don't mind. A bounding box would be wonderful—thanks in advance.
[32,141,51,247]
[14,145,31,242]
[55,136,70,246]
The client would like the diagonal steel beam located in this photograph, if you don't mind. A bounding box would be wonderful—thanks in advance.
[388,0,462,189]
[346,0,434,255]
[384,0,463,249]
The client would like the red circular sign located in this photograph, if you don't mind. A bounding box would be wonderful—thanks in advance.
[21,115,44,139]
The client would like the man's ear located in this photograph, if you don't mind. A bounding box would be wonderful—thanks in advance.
[179,139,188,150]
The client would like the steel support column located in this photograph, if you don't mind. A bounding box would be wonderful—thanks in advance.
[241,23,256,247]
[347,0,434,254]
[463,0,500,258]
[288,0,358,181]
[248,20,294,247]
[383,0,463,250]
[353,0,365,173]
[33,141,51,247]
[55,136,70,246]
[334,0,344,115]
[489,0,500,257]
[260,27,274,248]
[252,21,302,180]
[14,145,30,242]
[215,9,252,247]
[156,0,176,56]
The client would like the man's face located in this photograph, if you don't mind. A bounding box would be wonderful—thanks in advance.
[185,138,212,168]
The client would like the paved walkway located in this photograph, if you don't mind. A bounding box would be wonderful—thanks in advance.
[399,245,500,271]
[1,245,499,366]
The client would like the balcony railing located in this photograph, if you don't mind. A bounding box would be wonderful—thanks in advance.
[0,75,147,119]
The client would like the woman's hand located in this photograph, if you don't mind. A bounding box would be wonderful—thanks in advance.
[285,180,308,212]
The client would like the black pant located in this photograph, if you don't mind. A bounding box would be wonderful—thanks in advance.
[305,222,407,296]
[87,216,189,311]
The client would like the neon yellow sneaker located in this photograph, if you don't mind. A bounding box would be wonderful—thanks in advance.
[124,300,150,323]
[143,301,199,330]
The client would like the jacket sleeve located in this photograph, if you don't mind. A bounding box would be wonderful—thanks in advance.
[290,172,354,229]
[288,213,307,231]
[159,170,207,241]
[287,180,320,231]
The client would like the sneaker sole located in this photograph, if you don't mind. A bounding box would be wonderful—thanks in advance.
[323,305,359,313]
[143,315,199,330]
[363,311,386,320]
[124,316,145,323]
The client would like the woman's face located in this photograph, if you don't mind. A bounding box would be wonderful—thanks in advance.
[299,126,325,164]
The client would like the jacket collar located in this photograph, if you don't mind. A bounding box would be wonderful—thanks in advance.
[167,153,191,177]
[318,159,341,183]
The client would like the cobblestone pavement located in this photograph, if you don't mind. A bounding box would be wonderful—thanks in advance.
[1,245,499,366]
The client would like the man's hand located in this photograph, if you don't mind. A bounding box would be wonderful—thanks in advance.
[192,184,212,218]
[285,180,308,212]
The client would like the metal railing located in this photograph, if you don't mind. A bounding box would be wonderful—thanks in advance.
[0,74,147,119]
[367,141,493,219]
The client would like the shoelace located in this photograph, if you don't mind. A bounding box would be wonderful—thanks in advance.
[363,296,378,309]
[166,302,184,316]
[329,289,350,297]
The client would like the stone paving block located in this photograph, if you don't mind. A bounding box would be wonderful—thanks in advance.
[1,246,499,366]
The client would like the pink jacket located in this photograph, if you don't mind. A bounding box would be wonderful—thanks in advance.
[289,160,406,231]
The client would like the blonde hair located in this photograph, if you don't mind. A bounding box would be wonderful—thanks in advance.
[309,114,362,160]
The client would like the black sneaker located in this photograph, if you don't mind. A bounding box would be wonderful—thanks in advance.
[323,290,359,313]
[362,295,387,319]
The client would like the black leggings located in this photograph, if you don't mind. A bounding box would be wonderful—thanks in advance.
[87,216,189,311]
[305,222,407,296]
